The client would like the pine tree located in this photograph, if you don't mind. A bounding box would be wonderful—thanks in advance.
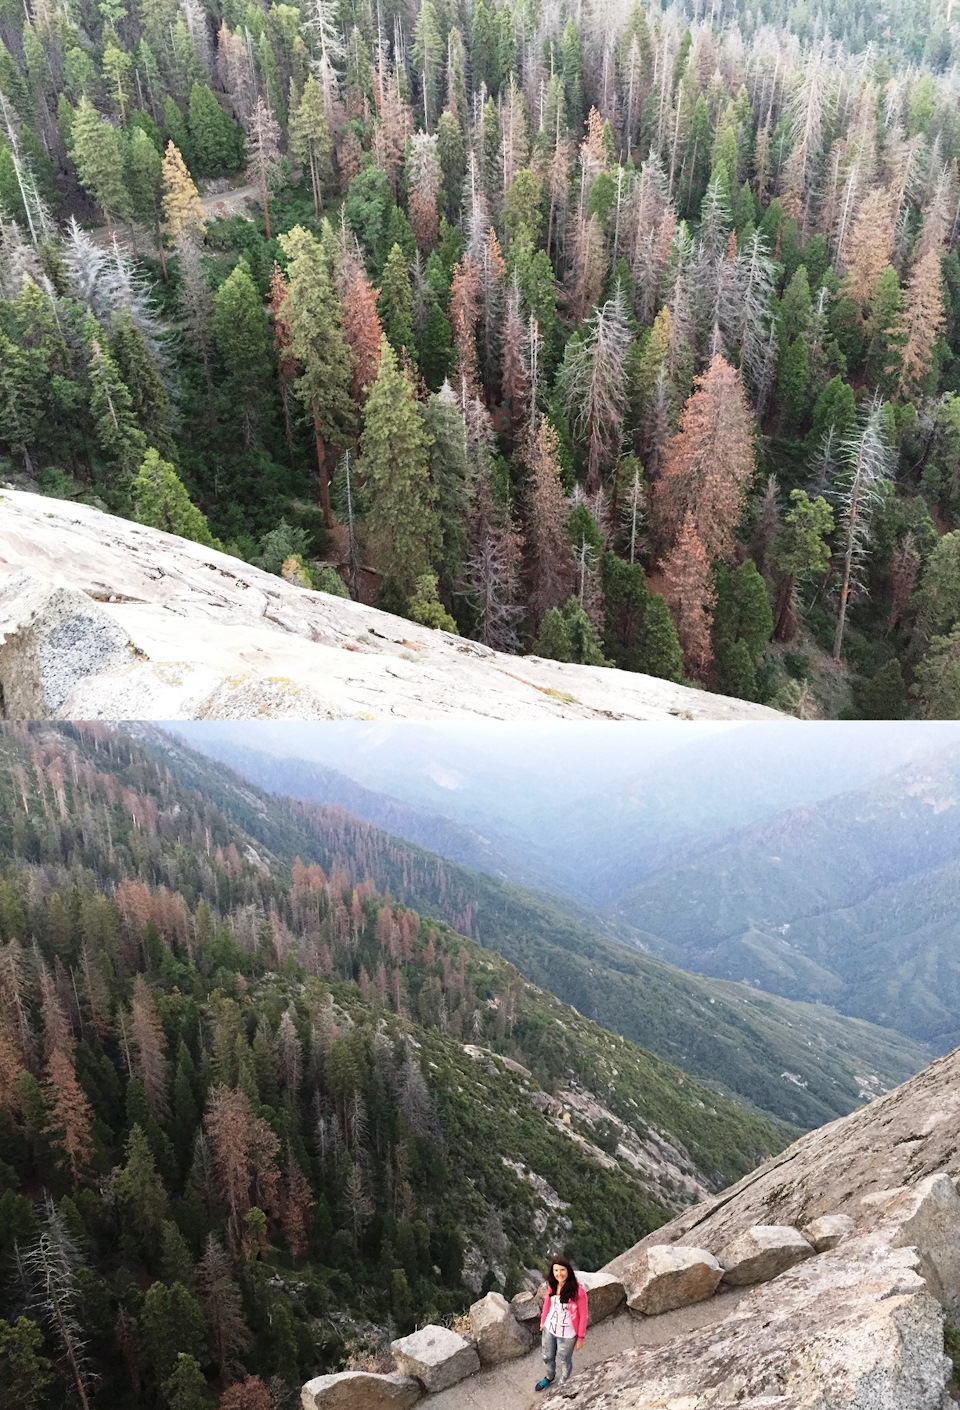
[423,384,471,605]
[341,265,382,405]
[124,126,164,225]
[359,337,438,594]
[653,353,754,563]
[771,488,834,641]
[109,312,173,454]
[412,1,442,131]
[0,1315,54,1410]
[211,263,274,445]
[188,82,241,177]
[161,141,205,244]
[277,225,354,526]
[70,96,131,225]
[87,326,148,482]
[21,1200,94,1410]
[133,448,218,546]
[162,1354,208,1410]
[129,974,170,1118]
[523,414,575,625]
[557,290,632,489]
[833,400,893,660]
[43,1049,94,1186]
[637,591,683,680]
[894,249,945,397]
[602,551,648,670]
[914,626,960,718]
[378,243,416,361]
[245,97,280,239]
[115,1123,169,1247]
[660,511,714,679]
[288,75,331,217]
[842,187,894,311]
[219,1376,272,1410]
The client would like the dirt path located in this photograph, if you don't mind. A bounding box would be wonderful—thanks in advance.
[427,1289,750,1410]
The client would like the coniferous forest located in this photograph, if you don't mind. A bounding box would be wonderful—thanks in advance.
[2,0,960,714]
[0,721,791,1409]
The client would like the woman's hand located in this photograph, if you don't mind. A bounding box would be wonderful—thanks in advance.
[575,1338,584,1351]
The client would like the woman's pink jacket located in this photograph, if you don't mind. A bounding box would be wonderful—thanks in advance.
[540,1283,589,1341]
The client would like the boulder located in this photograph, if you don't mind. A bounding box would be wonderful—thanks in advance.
[718,1225,814,1286]
[625,1245,723,1315]
[577,1270,626,1324]
[301,1371,421,1410]
[510,1291,543,1324]
[390,1326,479,1392]
[469,1291,534,1364]
[801,1214,854,1252]
[861,1172,960,1314]
[0,571,135,717]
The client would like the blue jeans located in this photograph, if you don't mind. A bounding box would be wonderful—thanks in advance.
[541,1328,577,1383]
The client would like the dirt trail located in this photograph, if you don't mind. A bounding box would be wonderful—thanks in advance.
[427,1289,750,1410]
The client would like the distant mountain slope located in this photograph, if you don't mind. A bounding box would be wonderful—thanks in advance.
[0,721,796,1408]
[610,746,960,1048]
[147,726,932,1129]
[174,721,960,905]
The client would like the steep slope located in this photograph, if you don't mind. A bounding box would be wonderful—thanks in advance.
[0,720,791,1410]
[0,491,778,721]
[611,746,960,1047]
[141,726,930,1129]
[173,720,960,905]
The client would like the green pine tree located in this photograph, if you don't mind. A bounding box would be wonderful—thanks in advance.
[211,263,274,447]
[637,592,683,680]
[109,312,173,455]
[360,338,438,593]
[133,448,219,547]
[276,224,354,526]
[378,243,417,361]
[87,323,147,484]
[188,82,242,177]
[601,551,648,670]
[70,95,132,223]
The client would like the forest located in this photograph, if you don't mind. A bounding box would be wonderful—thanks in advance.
[2,0,960,715]
[0,721,790,1409]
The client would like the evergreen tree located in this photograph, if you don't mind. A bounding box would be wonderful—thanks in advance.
[162,1353,208,1410]
[133,448,219,546]
[211,263,274,446]
[87,326,148,485]
[423,385,471,606]
[0,1316,54,1410]
[277,225,354,526]
[188,82,241,177]
[124,126,163,224]
[601,552,648,671]
[70,96,131,224]
[854,659,910,719]
[359,337,438,593]
[637,592,683,681]
[161,142,205,244]
[288,75,331,217]
[378,243,416,361]
[109,313,173,454]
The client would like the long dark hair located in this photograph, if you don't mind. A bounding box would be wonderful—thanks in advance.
[546,1256,579,1303]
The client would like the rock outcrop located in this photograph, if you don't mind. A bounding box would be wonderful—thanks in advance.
[717,1224,814,1285]
[0,490,781,721]
[300,1371,421,1409]
[469,1292,534,1364]
[625,1245,724,1313]
[578,1270,627,1324]
[389,1326,480,1391]
[801,1213,854,1252]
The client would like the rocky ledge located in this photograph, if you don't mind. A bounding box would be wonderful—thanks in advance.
[0,489,781,721]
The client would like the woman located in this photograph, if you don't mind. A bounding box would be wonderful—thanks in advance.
[535,1256,588,1392]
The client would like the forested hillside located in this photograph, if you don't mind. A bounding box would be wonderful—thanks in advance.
[154,722,928,1128]
[0,720,791,1409]
[2,0,960,715]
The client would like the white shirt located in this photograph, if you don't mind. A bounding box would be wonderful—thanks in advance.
[546,1293,576,1339]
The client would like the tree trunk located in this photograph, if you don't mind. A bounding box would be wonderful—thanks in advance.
[313,412,333,527]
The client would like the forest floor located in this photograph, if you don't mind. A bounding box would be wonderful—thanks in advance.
[428,1289,751,1410]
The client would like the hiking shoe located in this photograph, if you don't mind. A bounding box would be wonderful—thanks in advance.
[535,1377,555,1392]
